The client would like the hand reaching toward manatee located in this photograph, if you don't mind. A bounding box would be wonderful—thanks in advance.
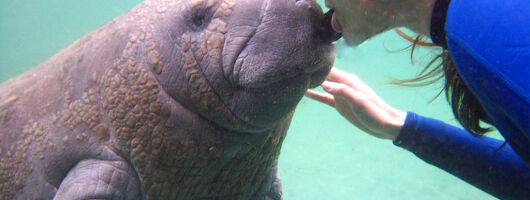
[306,67,407,140]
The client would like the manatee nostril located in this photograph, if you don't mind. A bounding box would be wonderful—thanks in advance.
[318,9,342,42]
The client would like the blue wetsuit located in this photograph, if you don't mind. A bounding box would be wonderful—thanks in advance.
[393,0,530,199]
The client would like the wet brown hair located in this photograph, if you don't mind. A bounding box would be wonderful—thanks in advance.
[392,29,493,136]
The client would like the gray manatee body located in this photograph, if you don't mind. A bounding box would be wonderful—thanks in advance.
[0,0,335,199]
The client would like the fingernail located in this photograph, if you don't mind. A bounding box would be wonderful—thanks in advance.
[321,81,331,90]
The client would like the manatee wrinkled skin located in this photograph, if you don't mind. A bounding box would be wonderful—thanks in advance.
[0,0,335,199]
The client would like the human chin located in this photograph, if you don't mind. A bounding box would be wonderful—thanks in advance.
[342,31,370,46]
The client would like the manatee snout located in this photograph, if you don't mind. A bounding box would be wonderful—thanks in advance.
[217,0,339,131]
[232,0,338,89]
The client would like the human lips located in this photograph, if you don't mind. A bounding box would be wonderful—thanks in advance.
[330,11,342,33]
[324,0,343,33]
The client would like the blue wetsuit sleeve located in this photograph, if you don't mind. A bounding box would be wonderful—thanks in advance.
[393,112,530,199]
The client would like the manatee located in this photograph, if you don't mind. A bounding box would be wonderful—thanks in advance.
[0,0,338,199]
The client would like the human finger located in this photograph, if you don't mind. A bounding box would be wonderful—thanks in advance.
[336,85,405,139]
[321,80,364,103]
[321,81,378,135]
[326,68,372,94]
[325,67,350,83]
[305,90,335,107]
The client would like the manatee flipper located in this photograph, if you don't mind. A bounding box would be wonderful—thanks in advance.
[252,159,283,200]
[53,159,142,200]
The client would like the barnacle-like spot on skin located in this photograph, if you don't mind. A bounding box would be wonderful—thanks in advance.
[182,34,192,52]
[206,0,217,8]
[205,30,224,61]
[182,49,239,128]
[92,71,99,82]
[64,91,72,105]
[0,121,49,199]
[213,0,235,18]
[94,123,109,141]
[129,33,138,43]
[62,136,69,144]
[191,0,206,9]
[76,132,89,142]
[147,49,163,75]
[157,5,168,13]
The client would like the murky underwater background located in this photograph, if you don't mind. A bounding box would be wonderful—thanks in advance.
[0,0,497,199]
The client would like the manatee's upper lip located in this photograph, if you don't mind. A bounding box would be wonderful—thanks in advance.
[221,0,270,88]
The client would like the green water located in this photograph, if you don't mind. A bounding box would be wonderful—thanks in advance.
[0,0,495,199]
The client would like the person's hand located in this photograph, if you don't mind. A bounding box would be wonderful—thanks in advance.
[306,67,406,140]
[325,0,436,46]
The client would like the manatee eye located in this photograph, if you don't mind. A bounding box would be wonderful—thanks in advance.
[192,14,205,26]
[186,6,213,31]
